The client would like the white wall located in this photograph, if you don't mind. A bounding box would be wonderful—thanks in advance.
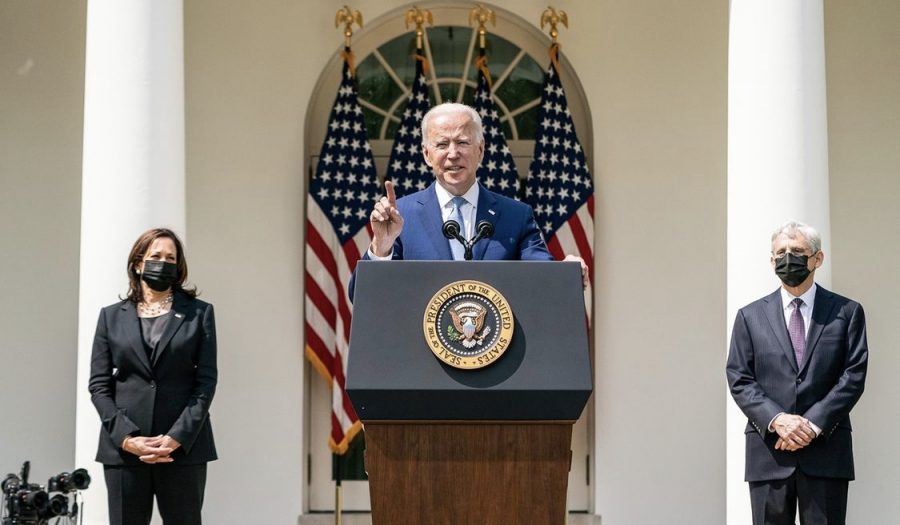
[825,1,900,522]
[0,0,85,483]
[183,1,313,522]
[587,1,728,522]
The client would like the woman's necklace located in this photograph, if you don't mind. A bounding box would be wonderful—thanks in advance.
[138,292,173,317]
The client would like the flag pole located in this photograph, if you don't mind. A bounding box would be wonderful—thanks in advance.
[469,3,496,88]
[386,7,434,198]
[468,4,495,51]
[540,7,568,74]
[539,10,577,525]
[405,5,433,53]
[406,6,433,86]
[334,453,343,525]
[329,9,363,524]
[468,4,520,199]
[469,4,497,91]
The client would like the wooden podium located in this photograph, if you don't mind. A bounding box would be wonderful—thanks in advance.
[347,261,591,525]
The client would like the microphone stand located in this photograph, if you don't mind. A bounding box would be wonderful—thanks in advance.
[442,220,495,260]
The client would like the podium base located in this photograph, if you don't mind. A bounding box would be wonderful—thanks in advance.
[364,421,574,525]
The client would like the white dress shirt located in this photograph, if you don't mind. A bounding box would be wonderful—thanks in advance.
[368,183,480,260]
[434,182,479,241]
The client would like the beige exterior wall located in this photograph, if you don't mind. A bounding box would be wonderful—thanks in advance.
[183,1,312,521]
[588,1,728,522]
[825,1,900,522]
[0,0,85,481]
[2,0,897,523]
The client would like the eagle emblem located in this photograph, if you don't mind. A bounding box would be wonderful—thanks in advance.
[423,280,514,369]
[448,302,491,348]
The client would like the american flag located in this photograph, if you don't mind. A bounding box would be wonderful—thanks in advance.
[385,53,433,198]
[473,58,519,198]
[525,58,595,311]
[305,59,378,454]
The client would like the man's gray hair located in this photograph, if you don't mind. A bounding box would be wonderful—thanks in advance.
[771,220,822,253]
[421,103,484,146]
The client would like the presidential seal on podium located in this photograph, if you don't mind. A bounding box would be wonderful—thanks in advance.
[423,280,514,369]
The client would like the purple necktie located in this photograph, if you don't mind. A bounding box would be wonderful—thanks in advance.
[789,298,806,366]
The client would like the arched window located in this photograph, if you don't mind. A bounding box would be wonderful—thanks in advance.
[305,4,592,182]
[357,26,545,142]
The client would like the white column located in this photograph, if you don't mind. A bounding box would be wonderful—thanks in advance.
[727,1,831,523]
[75,1,185,523]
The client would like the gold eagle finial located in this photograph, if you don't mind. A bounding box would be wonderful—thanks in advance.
[404,6,434,50]
[540,7,568,44]
[335,6,363,48]
[469,4,496,50]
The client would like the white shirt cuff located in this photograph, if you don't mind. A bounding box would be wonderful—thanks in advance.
[767,412,822,437]
[367,247,393,260]
[808,420,822,436]
[767,412,784,433]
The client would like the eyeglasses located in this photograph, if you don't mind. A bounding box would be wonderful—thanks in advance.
[771,249,815,259]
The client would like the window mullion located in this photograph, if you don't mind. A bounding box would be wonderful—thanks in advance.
[491,49,526,94]
[422,30,442,104]
[457,28,479,102]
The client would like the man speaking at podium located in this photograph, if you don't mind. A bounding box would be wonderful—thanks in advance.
[363,102,586,281]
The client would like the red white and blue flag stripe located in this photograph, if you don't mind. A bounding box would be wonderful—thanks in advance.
[305,60,378,454]
[525,58,595,314]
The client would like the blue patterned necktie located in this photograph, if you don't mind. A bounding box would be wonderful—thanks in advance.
[788,298,806,366]
[449,196,467,260]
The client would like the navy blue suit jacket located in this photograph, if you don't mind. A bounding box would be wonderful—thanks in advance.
[726,286,867,482]
[367,182,553,261]
[348,183,553,301]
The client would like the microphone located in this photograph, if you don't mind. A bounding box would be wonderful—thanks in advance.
[471,220,494,245]
[442,219,468,258]
[464,220,494,261]
[443,219,494,261]
[442,219,462,241]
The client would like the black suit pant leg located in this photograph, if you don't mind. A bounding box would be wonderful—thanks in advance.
[104,463,207,525]
[749,470,848,525]
[105,465,154,525]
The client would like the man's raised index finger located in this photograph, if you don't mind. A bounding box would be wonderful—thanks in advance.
[384,180,397,205]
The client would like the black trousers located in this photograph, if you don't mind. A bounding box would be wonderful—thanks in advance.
[749,469,849,525]
[104,463,207,525]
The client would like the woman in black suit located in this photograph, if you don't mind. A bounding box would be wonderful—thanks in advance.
[89,228,217,525]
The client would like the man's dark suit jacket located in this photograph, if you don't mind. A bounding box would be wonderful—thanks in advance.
[726,285,867,482]
[367,182,553,261]
[89,293,218,466]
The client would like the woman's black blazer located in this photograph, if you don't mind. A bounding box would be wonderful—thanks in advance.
[89,293,217,466]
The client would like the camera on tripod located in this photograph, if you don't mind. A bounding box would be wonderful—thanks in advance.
[2,461,90,525]
[45,471,90,495]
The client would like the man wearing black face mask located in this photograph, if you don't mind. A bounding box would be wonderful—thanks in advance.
[727,221,868,525]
